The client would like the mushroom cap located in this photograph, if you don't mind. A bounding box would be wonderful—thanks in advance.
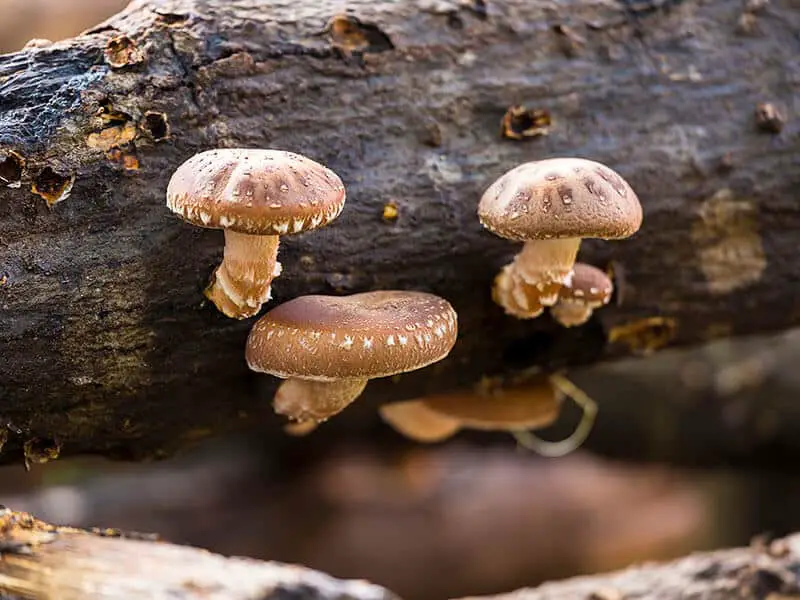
[478,157,642,242]
[423,380,560,431]
[246,291,458,380]
[559,263,614,306]
[166,149,346,235]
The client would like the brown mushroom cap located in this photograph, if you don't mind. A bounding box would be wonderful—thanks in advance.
[423,381,560,430]
[559,263,614,306]
[166,149,346,235]
[246,291,458,380]
[478,157,642,242]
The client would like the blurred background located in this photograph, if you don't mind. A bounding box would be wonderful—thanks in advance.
[2,2,800,599]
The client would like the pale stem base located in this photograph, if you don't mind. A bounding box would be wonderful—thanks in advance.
[273,377,369,423]
[205,230,281,319]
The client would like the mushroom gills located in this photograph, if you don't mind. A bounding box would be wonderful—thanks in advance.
[273,377,369,423]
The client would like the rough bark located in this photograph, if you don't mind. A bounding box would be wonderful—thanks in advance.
[462,535,800,600]
[0,509,397,600]
[0,0,798,462]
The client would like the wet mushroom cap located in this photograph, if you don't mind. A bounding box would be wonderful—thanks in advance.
[559,263,613,306]
[246,291,458,380]
[166,149,346,235]
[478,157,642,241]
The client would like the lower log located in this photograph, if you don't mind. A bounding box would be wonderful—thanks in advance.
[0,509,396,600]
[3,507,800,600]
[463,535,800,600]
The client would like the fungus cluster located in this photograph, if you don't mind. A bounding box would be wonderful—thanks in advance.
[478,157,641,323]
[164,148,640,450]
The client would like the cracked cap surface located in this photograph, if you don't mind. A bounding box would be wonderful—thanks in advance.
[478,157,642,241]
[246,291,458,380]
[166,149,346,235]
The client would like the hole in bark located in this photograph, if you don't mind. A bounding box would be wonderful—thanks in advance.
[142,111,170,141]
[447,12,464,29]
[98,99,132,125]
[0,151,24,188]
[104,35,145,69]
[501,105,552,140]
[155,11,189,25]
[32,167,76,207]
[23,437,61,469]
[328,15,394,55]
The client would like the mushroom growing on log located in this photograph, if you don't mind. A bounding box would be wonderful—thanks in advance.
[0,0,798,464]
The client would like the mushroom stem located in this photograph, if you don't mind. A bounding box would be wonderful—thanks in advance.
[511,373,597,457]
[509,237,581,306]
[205,230,282,319]
[273,377,369,423]
[550,300,594,327]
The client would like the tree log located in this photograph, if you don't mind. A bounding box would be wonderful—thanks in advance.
[0,508,397,600]
[462,534,800,600]
[0,0,798,462]
[3,506,800,600]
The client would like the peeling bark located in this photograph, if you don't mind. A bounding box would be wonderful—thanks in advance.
[0,0,798,462]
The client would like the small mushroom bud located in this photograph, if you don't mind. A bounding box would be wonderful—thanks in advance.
[166,149,346,319]
[478,158,641,317]
[245,291,458,426]
[550,262,614,327]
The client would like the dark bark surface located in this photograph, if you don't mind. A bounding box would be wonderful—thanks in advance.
[0,0,798,462]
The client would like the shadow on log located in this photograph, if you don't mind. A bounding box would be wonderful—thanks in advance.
[0,0,798,462]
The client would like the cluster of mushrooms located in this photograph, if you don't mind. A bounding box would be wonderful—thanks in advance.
[166,149,642,455]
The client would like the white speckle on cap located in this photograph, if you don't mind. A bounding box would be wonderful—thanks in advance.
[415,334,425,347]
[200,211,211,225]
[387,335,396,346]
[363,337,373,349]
[274,222,289,234]
[398,335,408,345]
[340,336,354,349]
[292,218,304,233]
